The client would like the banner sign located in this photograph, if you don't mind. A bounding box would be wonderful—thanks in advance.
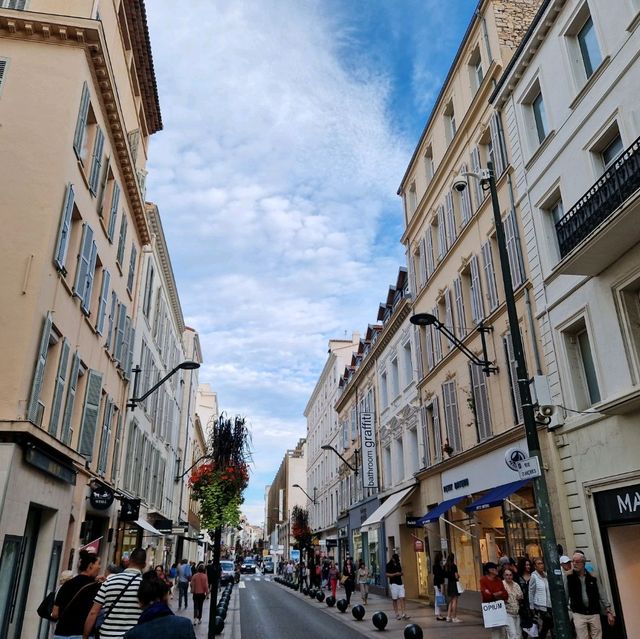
[359,412,378,489]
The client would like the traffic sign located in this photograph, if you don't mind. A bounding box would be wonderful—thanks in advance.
[516,456,541,479]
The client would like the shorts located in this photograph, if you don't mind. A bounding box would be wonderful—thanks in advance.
[390,583,405,600]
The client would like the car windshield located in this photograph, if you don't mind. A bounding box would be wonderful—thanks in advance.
[244,559,255,564]
[220,562,234,570]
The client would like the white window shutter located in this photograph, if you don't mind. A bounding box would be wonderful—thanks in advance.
[116,213,127,264]
[505,210,525,288]
[61,351,80,445]
[504,334,524,424]
[432,306,442,362]
[445,192,457,244]
[470,255,485,324]
[88,127,105,194]
[470,363,492,441]
[407,249,417,297]
[54,184,75,272]
[424,325,434,372]
[482,241,499,310]
[27,313,53,422]
[73,82,90,157]
[420,405,430,466]
[96,270,111,335]
[107,183,121,242]
[460,163,472,224]
[418,239,427,288]
[425,227,435,277]
[453,276,466,338]
[81,240,98,314]
[442,380,462,452]
[48,338,70,437]
[437,206,447,259]
[471,147,483,209]
[444,289,453,350]
[432,396,442,462]
[489,112,507,176]
[79,370,103,460]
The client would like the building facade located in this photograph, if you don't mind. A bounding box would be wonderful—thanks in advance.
[0,1,161,636]
[492,1,640,634]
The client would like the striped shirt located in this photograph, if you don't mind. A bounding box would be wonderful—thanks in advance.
[94,568,142,638]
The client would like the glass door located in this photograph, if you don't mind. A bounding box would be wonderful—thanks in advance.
[0,536,22,637]
[37,541,63,639]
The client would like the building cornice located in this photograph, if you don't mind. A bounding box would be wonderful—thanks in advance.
[0,10,151,244]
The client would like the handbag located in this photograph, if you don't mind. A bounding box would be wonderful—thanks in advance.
[435,589,446,607]
[482,600,508,628]
[340,575,348,585]
[456,581,465,595]
[37,591,55,620]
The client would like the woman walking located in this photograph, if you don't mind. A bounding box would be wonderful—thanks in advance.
[503,568,523,639]
[529,557,553,639]
[444,553,462,623]
[357,560,369,604]
[432,551,446,621]
[190,564,209,625]
[480,562,508,639]
[342,557,356,605]
[516,557,533,632]
[328,560,339,599]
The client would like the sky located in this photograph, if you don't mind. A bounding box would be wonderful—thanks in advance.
[145,0,475,526]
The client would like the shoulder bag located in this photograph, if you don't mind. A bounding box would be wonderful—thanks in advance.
[95,573,139,636]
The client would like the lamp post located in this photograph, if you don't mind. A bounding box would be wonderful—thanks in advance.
[127,360,200,410]
[292,483,317,505]
[321,444,359,475]
[446,161,571,639]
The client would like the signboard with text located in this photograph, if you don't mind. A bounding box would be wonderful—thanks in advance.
[516,457,541,480]
[359,412,379,489]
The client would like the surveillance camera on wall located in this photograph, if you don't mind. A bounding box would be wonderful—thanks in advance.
[453,175,468,192]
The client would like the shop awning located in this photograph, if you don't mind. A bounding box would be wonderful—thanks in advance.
[418,496,465,525]
[466,480,529,513]
[134,518,165,536]
[360,486,415,532]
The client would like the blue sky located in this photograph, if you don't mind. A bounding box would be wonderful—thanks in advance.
[145,1,475,525]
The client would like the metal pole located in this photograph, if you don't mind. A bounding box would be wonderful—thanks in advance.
[487,162,571,639]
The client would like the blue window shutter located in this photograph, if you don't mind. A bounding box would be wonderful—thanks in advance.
[105,291,117,350]
[73,82,91,157]
[27,313,52,422]
[81,240,98,314]
[107,183,120,242]
[54,184,75,272]
[97,157,111,217]
[79,370,103,460]
[73,224,94,298]
[127,244,137,293]
[49,338,70,437]
[124,324,135,381]
[88,126,105,195]
[61,351,80,445]
[97,398,113,475]
[470,254,485,324]
[95,269,111,335]
[116,214,128,264]
[114,303,127,363]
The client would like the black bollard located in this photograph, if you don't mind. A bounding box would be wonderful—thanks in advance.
[336,598,348,613]
[403,623,423,639]
[372,611,388,630]
[326,596,336,607]
[214,616,225,635]
[352,604,365,620]
[316,591,325,602]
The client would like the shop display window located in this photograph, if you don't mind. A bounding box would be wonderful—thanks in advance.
[367,529,381,586]
[448,501,480,592]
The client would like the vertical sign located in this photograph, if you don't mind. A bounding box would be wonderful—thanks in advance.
[359,412,379,489]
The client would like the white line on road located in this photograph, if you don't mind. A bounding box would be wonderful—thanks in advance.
[238,581,246,588]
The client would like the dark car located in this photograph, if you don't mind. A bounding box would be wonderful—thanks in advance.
[220,560,235,585]
[241,558,257,574]
[263,559,274,574]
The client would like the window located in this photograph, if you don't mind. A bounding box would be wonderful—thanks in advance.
[470,363,492,441]
[577,15,602,79]
[549,198,565,225]
[444,99,456,143]
[106,181,121,242]
[53,184,76,274]
[0,57,9,96]
[116,213,128,266]
[482,240,500,311]
[403,341,413,387]
[142,263,155,318]
[601,134,623,169]
[563,319,601,408]
[1,0,27,8]
[78,369,103,461]
[380,371,388,409]
[72,82,99,166]
[503,333,524,424]
[95,269,111,335]
[73,224,98,314]
[424,227,435,279]
[489,112,507,175]
[88,127,105,195]
[26,313,53,424]
[390,357,400,399]
[127,244,137,295]
[407,182,418,214]
[469,46,483,92]
[442,379,462,453]
[424,145,435,184]
[532,91,548,144]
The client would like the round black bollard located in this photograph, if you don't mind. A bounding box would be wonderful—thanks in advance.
[336,598,348,613]
[214,616,225,635]
[316,591,325,602]
[216,607,227,621]
[372,611,388,630]
[352,604,365,620]
[308,588,316,599]
[326,596,336,607]
[302,587,308,596]
[403,623,423,639]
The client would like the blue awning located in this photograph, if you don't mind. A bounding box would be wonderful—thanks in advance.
[417,496,465,525]
[466,480,529,513]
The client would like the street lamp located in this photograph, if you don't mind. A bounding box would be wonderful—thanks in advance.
[292,483,317,505]
[321,444,359,475]
[409,313,497,376]
[453,161,571,639]
[127,360,200,410]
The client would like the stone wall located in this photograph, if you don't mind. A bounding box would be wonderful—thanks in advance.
[493,0,545,50]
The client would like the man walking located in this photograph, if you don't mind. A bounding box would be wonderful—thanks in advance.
[385,553,410,620]
[83,547,146,639]
[566,552,615,639]
[177,558,192,609]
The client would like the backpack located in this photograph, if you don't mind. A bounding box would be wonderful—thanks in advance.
[36,591,55,620]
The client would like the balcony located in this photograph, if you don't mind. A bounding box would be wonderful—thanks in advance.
[555,135,640,275]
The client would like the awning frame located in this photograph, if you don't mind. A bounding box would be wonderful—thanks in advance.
[134,518,165,537]
[359,486,415,532]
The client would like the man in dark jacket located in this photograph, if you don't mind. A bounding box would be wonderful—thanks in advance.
[565,552,615,639]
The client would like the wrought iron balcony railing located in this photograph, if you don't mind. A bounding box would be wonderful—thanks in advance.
[555,135,640,258]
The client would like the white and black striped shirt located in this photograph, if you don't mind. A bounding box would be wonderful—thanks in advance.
[94,568,142,638]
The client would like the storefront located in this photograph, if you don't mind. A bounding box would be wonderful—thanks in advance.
[347,496,380,589]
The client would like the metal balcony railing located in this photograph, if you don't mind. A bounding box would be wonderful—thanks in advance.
[555,135,640,257]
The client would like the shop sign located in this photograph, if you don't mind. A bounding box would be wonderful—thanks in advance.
[440,538,448,551]
[24,446,76,484]
[505,447,528,471]
[413,538,424,552]
[326,538,338,548]
[89,483,115,510]
[594,483,640,524]
[405,516,423,528]
[359,412,379,489]
[516,457,541,480]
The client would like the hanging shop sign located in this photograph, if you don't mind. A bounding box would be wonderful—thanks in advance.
[359,412,379,489]
[413,538,425,553]
[405,516,423,528]
[89,483,115,510]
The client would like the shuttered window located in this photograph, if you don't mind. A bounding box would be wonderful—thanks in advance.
[504,333,525,424]
[407,249,417,297]
[460,162,473,224]
[0,57,9,96]
[489,112,507,176]
[424,324,434,372]
[420,405,430,467]
[442,379,462,453]
[54,184,75,273]
[453,276,466,338]
[114,303,127,363]
[73,224,98,314]
[105,291,117,351]
[121,316,131,372]
[142,262,155,317]
[482,240,499,311]
[469,255,485,325]
[27,313,53,423]
[79,370,103,460]
[437,205,447,258]
[470,362,492,441]
[124,324,135,381]
[418,238,427,288]
[424,227,435,278]
[432,306,442,363]
[413,326,423,381]
[48,338,70,437]
[124,420,137,490]
[61,352,80,445]
[107,183,121,242]
[88,127,105,195]
[95,270,111,335]
[445,192,457,245]
[116,212,127,265]
[432,396,443,463]
[504,210,525,288]
[97,397,113,475]
[470,146,483,210]
[444,289,454,351]
[127,245,137,294]
[73,82,91,158]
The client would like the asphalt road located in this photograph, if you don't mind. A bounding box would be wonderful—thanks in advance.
[240,576,366,639]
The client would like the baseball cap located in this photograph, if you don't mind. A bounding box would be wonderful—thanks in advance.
[560,555,571,564]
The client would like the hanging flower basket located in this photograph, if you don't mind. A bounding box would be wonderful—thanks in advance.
[189,462,249,502]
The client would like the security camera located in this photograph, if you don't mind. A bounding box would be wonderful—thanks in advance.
[453,175,468,192]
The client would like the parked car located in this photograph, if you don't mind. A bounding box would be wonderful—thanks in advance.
[220,560,235,585]
[263,559,274,574]
[241,557,257,574]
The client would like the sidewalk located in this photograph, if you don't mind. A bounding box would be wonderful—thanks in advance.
[174,586,240,639]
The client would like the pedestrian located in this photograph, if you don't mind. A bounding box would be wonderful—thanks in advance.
[357,559,370,604]
[299,561,308,590]
[385,553,410,620]
[432,550,447,621]
[528,557,553,639]
[566,552,615,639]
[168,564,177,597]
[342,557,356,605]
[328,560,339,599]
[83,547,146,639]
[123,572,196,639]
[190,564,208,625]
[516,557,533,631]
[444,552,462,623]
[51,550,102,638]
[480,562,508,639]
[321,560,329,590]
[503,568,523,639]
[176,558,192,610]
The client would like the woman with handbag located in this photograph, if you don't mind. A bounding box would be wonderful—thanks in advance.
[480,562,508,639]
[356,559,370,604]
[341,557,356,605]
[328,560,339,599]
[52,550,102,639]
[444,553,463,623]
[433,551,447,621]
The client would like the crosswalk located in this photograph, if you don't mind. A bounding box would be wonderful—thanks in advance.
[241,574,273,582]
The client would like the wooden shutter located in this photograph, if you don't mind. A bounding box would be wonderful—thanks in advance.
[489,112,507,176]
[95,270,111,335]
[471,147,483,209]
[116,212,127,263]
[444,289,454,350]
[27,313,52,422]
[0,58,8,93]
[505,210,525,288]
[432,396,442,462]
[114,303,127,363]
[442,380,462,452]
[504,334,524,424]
[107,183,121,242]
[111,410,123,482]
[54,184,75,272]
[469,255,485,324]
[453,276,466,338]
[81,240,98,313]
[48,338,70,436]
[127,245,137,293]
[124,322,135,380]
[105,291,117,350]
[460,163,472,224]
[61,351,80,445]
[418,239,427,288]
[470,362,492,441]
[73,224,93,298]
[420,405,430,467]
[97,398,113,475]
[425,226,435,277]
[73,82,90,157]
[97,157,110,216]
[445,192,457,244]
[79,370,103,460]
[88,127,105,194]
[432,306,442,362]
[482,241,499,310]
[437,205,447,258]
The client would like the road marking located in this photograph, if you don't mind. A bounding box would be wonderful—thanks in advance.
[239,581,246,588]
